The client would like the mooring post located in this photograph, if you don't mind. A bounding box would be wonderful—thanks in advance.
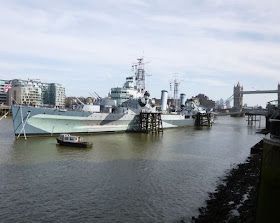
[257,119,280,222]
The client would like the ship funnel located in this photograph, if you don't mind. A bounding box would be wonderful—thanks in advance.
[180,93,186,108]
[161,90,168,111]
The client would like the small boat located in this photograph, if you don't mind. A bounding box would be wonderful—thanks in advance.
[56,134,92,148]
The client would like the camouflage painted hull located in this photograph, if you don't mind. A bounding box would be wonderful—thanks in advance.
[12,105,195,137]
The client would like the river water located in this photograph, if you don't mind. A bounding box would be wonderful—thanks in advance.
[0,116,264,222]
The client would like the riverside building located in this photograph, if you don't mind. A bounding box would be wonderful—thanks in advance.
[48,83,65,108]
[192,94,216,109]
[9,79,45,106]
[0,80,11,105]
[7,79,65,108]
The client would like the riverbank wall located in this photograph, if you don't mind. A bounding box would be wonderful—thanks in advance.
[188,119,280,223]
[188,144,262,223]
[256,120,280,223]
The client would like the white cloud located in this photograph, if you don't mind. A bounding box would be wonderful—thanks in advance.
[0,0,279,106]
[189,78,230,87]
[149,12,280,36]
[0,61,74,73]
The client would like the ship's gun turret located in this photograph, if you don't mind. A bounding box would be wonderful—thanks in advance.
[139,91,150,107]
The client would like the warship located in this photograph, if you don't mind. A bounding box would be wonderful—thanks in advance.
[12,58,206,137]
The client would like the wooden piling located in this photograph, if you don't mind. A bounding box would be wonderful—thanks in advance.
[139,112,163,134]
[195,112,213,127]
[247,114,261,126]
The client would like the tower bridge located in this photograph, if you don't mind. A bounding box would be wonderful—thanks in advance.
[233,82,280,111]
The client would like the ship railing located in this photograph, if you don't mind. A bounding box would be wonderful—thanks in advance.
[141,109,162,114]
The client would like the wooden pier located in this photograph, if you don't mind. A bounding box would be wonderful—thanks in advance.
[139,112,163,134]
[195,112,212,127]
[247,114,261,126]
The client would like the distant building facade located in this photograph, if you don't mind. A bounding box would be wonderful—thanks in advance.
[0,80,10,105]
[8,79,46,106]
[225,100,231,109]
[7,79,65,108]
[192,94,216,108]
[48,83,65,108]
[65,97,77,109]
[216,98,232,109]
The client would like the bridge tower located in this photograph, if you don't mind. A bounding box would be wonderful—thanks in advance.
[233,82,243,111]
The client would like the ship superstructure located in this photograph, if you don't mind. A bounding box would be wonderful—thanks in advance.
[11,58,208,137]
[110,76,139,106]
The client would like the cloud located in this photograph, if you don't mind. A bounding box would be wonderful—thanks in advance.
[0,0,279,106]
[189,78,230,87]
[150,13,280,37]
[0,61,74,73]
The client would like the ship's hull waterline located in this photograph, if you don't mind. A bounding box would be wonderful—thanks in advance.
[12,106,196,136]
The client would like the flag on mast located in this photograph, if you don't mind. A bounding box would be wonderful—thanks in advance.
[3,82,12,93]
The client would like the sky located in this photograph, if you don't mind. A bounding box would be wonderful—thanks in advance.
[0,0,280,107]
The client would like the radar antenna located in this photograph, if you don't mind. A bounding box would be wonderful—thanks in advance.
[171,73,183,108]
[132,58,151,94]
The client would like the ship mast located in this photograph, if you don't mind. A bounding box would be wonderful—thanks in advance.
[132,58,146,94]
[170,73,182,108]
